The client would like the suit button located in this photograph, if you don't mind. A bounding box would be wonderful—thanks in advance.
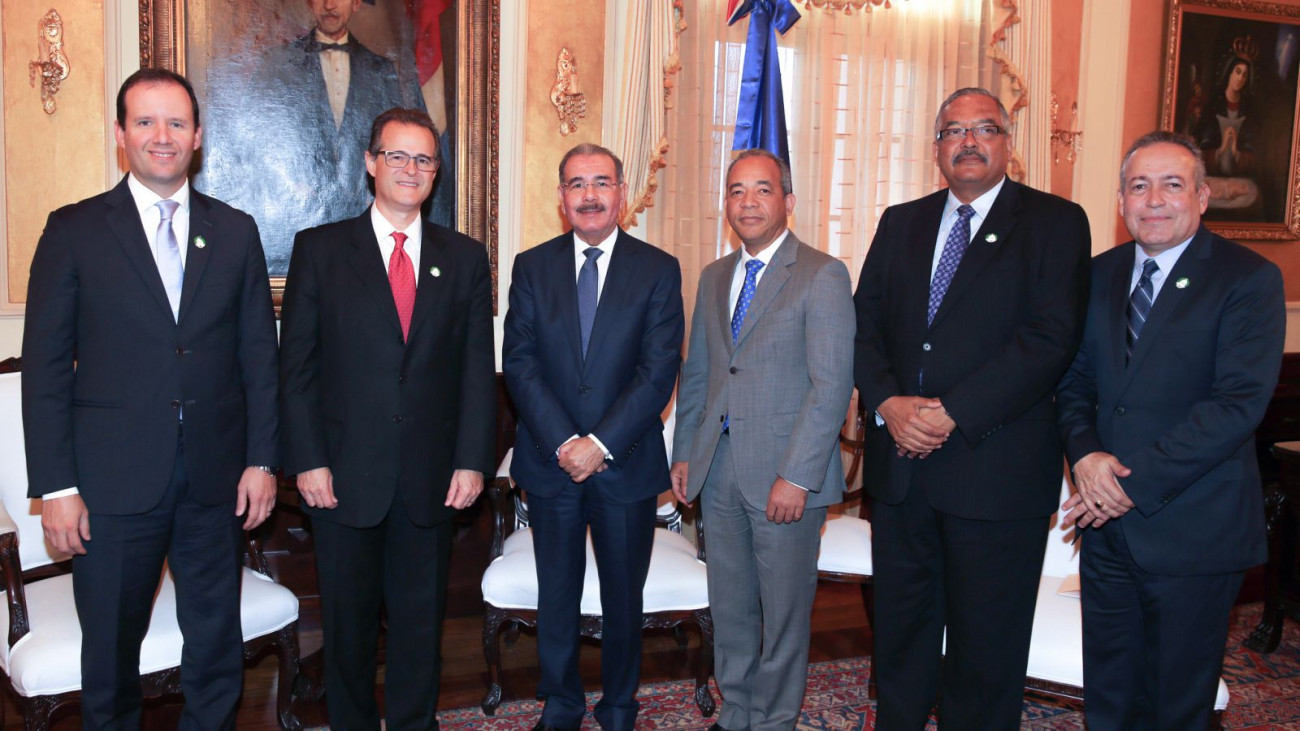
[171,400,180,409]
[392,415,403,423]
[729,367,738,375]
[579,385,592,394]
[1115,406,1126,415]
[398,375,407,384]
[922,343,932,352]
[175,346,185,357]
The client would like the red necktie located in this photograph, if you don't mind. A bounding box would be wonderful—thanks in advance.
[388,232,416,341]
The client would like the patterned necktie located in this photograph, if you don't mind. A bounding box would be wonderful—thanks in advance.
[927,204,976,326]
[731,259,765,343]
[578,247,603,358]
[1127,258,1159,362]
[389,232,416,341]
[155,199,183,321]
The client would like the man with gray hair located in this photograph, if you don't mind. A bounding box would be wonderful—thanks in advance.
[672,148,855,729]
[503,143,684,730]
[1057,130,1284,728]
[854,87,1090,728]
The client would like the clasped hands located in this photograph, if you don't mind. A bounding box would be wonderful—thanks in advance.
[879,396,954,459]
[558,435,608,483]
[296,465,484,511]
[1062,451,1135,529]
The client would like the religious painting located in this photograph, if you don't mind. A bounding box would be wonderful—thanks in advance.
[139,0,498,303]
[1162,0,1300,240]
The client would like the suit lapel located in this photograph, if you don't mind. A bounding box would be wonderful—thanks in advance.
[1121,228,1212,383]
[714,248,741,356]
[105,178,177,321]
[552,235,585,366]
[177,193,214,323]
[347,212,404,338]
[1105,244,1134,379]
[734,234,797,348]
[583,231,634,374]
[406,223,448,342]
[929,180,1021,330]
[905,193,946,332]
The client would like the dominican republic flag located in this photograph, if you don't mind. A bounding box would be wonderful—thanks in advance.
[727,0,800,169]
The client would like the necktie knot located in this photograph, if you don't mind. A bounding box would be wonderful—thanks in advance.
[157,199,179,222]
[583,247,603,263]
[1141,258,1159,278]
[745,259,765,276]
[392,231,408,251]
[956,204,975,222]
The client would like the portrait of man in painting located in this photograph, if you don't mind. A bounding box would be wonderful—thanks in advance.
[191,0,459,275]
[1171,9,1300,229]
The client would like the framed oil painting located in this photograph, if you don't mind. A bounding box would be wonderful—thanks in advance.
[1161,0,1300,240]
[138,0,499,304]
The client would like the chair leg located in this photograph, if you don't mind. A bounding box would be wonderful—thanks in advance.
[674,625,689,650]
[504,620,522,646]
[274,622,303,731]
[693,608,716,718]
[481,604,509,715]
[22,695,56,731]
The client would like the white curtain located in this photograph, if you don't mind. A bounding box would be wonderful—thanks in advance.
[646,0,1023,326]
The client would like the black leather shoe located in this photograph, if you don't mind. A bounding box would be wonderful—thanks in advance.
[533,723,579,731]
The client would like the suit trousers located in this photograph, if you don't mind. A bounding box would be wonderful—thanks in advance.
[701,433,825,731]
[73,430,244,731]
[870,486,1047,730]
[312,496,453,731]
[528,482,656,730]
[1081,521,1241,730]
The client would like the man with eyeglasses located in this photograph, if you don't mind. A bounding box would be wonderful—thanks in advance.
[502,143,684,730]
[279,107,495,729]
[853,87,1091,729]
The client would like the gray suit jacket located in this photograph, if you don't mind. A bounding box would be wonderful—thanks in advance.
[673,233,854,508]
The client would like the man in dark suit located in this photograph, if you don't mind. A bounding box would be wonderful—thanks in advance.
[1057,131,1285,729]
[22,68,279,729]
[502,143,684,731]
[279,107,495,729]
[671,149,855,730]
[853,87,1091,729]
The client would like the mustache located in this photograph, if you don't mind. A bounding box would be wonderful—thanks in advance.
[576,203,606,213]
[952,149,988,165]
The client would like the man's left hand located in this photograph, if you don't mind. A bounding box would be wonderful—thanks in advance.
[557,436,607,482]
[445,469,485,510]
[766,477,809,524]
[236,467,277,530]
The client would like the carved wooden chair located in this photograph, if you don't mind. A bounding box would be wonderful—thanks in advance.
[479,417,716,718]
[0,372,303,730]
[818,403,872,585]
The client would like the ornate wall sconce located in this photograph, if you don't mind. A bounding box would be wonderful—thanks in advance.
[550,47,587,137]
[29,9,71,115]
[1050,92,1083,165]
[803,0,901,12]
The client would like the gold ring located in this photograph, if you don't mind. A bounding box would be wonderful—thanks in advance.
[1094,500,1103,509]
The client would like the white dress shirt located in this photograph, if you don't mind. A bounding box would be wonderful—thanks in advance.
[371,205,423,282]
[1131,236,1192,303]
[317,29,351,128]
[728,229,788,318]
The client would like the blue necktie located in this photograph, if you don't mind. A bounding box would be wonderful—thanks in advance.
[928,204,975,326]
[577,247,602,358]
[1127,258,1158,362]
[724,259,765,432]
[155,199,183,321]
[731,259,765,343]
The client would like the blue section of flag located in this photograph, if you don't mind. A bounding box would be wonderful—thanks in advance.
[729,0,800,171]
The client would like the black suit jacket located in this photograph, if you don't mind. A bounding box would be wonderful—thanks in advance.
[1057,227,1285,575]
[502,230,684,504]
[854,179,1091,520]
[279,210,496,528]
[22,177,280,513]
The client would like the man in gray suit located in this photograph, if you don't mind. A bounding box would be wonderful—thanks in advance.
[671,148,855,730]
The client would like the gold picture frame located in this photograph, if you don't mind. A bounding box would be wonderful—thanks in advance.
[137,0,500,308]
[1160,0,1300,240]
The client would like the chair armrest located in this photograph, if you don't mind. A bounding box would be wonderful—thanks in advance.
[487,476,513,560]
[245,535,273,577]
[0,531,30,649]
[691,503,707,563]
[840,401,867,499]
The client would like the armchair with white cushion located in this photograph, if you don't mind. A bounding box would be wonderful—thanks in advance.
[0,371,302,730]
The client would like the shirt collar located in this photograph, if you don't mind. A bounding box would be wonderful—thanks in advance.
[1135,235,1194,274]
[943,176,1005,223]
[371,204,422,245]
[313,29,351,46]
[739,229,790,268]
[126,173,190,218]
[574,228,619,257]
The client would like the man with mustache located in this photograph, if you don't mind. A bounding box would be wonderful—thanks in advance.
[854,87,1091,729]
[503,143,684,730]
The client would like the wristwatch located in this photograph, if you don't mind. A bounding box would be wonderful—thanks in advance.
[252,465,276,475]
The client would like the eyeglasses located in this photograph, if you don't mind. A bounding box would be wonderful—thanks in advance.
[563,180,618,193]
[935,125,1005,142]
[376,149,437,172]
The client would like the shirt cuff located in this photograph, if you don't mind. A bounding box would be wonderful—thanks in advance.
[42,487,79,500]
[780,475,809,492]
[587,434,613,461]
[874,411,885,427]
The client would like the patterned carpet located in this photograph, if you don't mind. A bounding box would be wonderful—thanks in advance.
[424,603,1300,730]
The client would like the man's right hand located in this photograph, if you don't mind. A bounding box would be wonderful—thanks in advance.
[670,461,690,506]
[297,467,339,509]
[42,494,90,556]
[878,395,949,457]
